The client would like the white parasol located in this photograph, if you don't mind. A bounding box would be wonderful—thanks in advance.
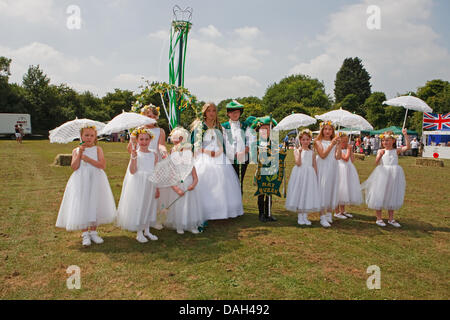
[100,111,157,135]
[49,118,106,144]
[273,113,317,131]
[383,95,433,129]
[148,151,194,188]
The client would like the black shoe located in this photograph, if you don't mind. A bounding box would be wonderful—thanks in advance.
[265,215,277,222]
[259,213,267,222]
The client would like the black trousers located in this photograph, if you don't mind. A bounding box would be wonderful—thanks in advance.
[412,148,418,157]
[257,195,272,216]
[232,163,248,195]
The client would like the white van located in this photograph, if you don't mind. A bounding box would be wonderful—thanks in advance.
[0,113,32,136]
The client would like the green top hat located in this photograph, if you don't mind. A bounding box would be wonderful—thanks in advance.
[251,116,278,130]
[226,100,244,111]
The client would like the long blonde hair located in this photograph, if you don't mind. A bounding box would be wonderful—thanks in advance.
[316,123,336,141]
[190,102,220,131]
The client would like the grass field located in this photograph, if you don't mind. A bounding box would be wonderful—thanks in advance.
[0,140,449,300]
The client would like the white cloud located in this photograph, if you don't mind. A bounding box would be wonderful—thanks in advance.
[288,0,450,98]
[1,42,81,81]
[198,25,222,38]
[187,75,262,103]
[0,0,57,24]
[188,38,267,71]
[234,26,261,40]
[148,29,169,41]
[111,73,158,90]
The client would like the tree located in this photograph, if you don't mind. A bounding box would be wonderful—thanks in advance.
[102,89,135,118]
[334,57,372,114]
[416,79,450,114]
[263,74,332,122]
[0,56,12,83]
[22,65,54,133]
[364,92,388,130]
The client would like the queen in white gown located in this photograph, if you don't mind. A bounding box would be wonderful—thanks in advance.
[191,103,244,221]
[56,146,116,231]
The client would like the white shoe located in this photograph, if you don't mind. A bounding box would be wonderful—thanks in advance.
[326,212,333,223]
[82,232,91,247]
[388,220,401,228]
[177,229,185,234]
[343,212,353,218]
[334,212,348,220]
[136,231,148,243]
[297,213,305,225]
[376,220,386,227]
[190,228,200,234]
[303,214,312,226]
[320,215,331,228]
[89,231,104,244]
[153,223,164,230]
[144,229,158,240]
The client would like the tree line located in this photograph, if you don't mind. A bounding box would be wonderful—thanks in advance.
[1,56,449,135]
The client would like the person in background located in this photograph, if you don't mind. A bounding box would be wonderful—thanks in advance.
[370,135,376,155]
[14,125,21,144]
[411,137,419,157]
[363,135,371,156]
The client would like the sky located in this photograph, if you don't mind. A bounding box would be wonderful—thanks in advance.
[1,0,449,104]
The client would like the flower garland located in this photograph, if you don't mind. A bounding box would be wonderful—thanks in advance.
[131,128,155,140]
[319,120,335,129]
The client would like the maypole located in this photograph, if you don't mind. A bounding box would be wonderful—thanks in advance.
[168,5,193,129]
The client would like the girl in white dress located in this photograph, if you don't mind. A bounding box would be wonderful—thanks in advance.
[128,105,169,230]
[117,128,160,243]
[163,127,204,234]
[336,134,363,219]
[314,121,342,228]
[56,126,116,247]
[190,103,244,221]
[361,129,411,228]
[285,129,321,226]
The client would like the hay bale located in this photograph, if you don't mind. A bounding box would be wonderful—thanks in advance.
[416,158,444,167]
[354,154,365,161]
[54,154,72,166]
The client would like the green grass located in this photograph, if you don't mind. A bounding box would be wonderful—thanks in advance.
[0,140,449,299]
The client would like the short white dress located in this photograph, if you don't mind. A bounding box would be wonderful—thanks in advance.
[194,128,244,220]
[56,146,116,231]
[116,151,158,231]
[316,140,340,211]
[285,149,321,213]
[361,149,406,210]
[164,150,205,231]
[337,149,363,205]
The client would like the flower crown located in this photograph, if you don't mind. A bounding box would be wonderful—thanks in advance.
[140,104,160,116]
[81,125,96,130]
[320,121,335,129]
[298,129,312,138]
[131,128,155,140]
[379,133,398,140]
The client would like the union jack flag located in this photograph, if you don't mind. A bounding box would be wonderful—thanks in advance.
[423,113,450,130]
